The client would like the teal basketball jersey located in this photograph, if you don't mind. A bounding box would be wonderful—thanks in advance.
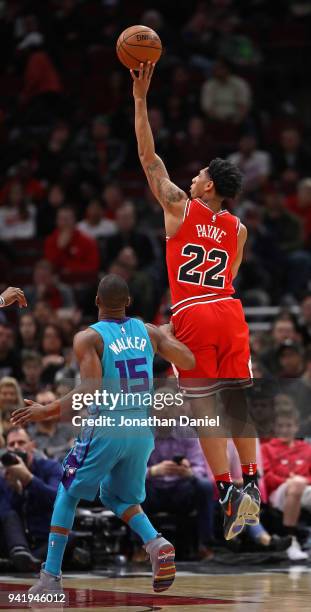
[90,317,154,412]
[63,317,155,493]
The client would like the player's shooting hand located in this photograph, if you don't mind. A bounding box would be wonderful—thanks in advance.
[0,287,27,308]
[10,399,58,426]
[130,61,155,99]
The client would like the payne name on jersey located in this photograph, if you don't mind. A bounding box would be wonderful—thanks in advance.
[109,336,147,355]
[196,224,227,244]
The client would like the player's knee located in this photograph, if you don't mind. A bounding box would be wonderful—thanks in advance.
[100,488,124,517]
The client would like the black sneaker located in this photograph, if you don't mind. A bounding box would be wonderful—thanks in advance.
[266,534,292,552]
[248,534,292,553]
[220,484,251,541]
[10,547,41,572]
[243,482,261,525]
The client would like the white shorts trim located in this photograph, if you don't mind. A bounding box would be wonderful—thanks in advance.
[180,379,252,398]
[171,292,218,310]
[182,379,252,391]
[248,357,253,379]
[172,296,233,317]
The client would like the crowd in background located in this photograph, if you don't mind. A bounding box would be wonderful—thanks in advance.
[0,0,311,567]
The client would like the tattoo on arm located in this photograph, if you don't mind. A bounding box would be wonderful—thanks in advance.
[146,160,185,206]
[164,183,186,203]
[146,160,164,175]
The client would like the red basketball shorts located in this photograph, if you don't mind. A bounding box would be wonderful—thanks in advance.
[172,297,252,397]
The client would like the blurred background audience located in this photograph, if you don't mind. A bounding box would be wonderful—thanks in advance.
[0,0,311,567]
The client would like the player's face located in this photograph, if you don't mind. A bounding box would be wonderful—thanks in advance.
[190,168,213,198]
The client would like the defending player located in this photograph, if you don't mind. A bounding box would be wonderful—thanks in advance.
[131,62,260,540]
[11,273,195,594]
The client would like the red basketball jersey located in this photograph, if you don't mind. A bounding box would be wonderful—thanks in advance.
[166,198,241,316]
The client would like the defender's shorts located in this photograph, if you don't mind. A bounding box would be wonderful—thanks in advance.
[62,425,154,502]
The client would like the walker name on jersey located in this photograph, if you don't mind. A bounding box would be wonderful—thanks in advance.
[109,336,147,355]
[196,224,227,243]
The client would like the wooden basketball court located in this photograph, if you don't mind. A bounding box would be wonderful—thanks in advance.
[1,564,311,611]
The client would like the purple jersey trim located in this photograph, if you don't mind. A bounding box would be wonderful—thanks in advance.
[99,317,130,324]
[62,431,95,489]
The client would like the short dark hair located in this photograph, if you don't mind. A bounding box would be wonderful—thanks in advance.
[6,426,29,440]
[207,158,243,199]
[97,274,129,309]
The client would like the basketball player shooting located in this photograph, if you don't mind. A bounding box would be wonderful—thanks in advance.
[11,274,195,595]
[131,62,260,540]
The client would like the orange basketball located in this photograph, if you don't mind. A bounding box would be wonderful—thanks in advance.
[116,25,162,70]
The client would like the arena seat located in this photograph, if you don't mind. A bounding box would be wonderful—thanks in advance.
[244,305,300,332]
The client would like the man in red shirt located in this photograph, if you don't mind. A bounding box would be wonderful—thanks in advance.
[261,403,311,561]
[18,33,62,105]
[44,207,100,280]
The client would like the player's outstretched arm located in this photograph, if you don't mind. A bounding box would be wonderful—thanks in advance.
[146,323,195,370]
[0,286,27,308]
[11,329,103,425]
[232,223,247,279]
[131,62,187,213]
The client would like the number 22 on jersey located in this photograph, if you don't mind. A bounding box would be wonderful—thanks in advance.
[178,244,229,289]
